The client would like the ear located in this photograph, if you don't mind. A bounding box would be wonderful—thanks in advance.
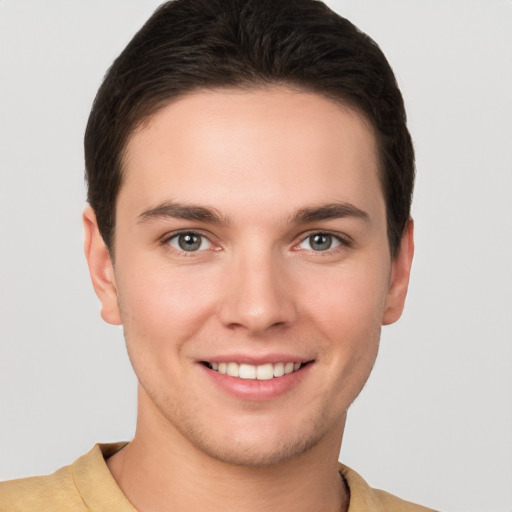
[382,219,415,326]
[83,206,122,325]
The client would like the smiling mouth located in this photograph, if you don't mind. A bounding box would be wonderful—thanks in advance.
[202,361,310,380]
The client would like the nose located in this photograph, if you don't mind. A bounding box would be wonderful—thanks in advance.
[217,246,297,335]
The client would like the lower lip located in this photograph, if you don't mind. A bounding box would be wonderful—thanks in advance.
[200,363,313,401]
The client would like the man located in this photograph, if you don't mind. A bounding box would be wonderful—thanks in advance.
[0,0,436,510]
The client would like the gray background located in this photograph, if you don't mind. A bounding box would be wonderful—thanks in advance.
[1,1,511,511]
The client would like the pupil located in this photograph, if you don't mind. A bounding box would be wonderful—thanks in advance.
[311,234,331,251]
[179,233,201,251]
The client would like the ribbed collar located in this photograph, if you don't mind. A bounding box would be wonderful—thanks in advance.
[339,463,386,512]
[72,443,136,511]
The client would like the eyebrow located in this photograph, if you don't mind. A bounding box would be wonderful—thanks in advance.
[137,201,228,226]
[137,201,369,226]
[290,203,370,224]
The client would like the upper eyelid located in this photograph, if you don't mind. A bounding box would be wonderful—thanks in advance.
[296,230,352,245]
[161,228,216,244]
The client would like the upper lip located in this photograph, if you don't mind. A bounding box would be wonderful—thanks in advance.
[198,354,313,365]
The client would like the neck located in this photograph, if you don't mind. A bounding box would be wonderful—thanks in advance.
[107,388,349,512]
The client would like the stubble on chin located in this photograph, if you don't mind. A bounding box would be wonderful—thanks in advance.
[147,387,340,468]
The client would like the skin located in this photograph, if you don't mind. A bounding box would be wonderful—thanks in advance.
[84,87,414,512]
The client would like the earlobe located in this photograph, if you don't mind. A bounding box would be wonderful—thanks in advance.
[382,219,415,326]
[83,206,122,325]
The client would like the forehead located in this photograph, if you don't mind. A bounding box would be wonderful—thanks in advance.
[120,87,383,224]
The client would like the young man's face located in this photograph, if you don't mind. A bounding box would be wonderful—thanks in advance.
[85,87,413,466]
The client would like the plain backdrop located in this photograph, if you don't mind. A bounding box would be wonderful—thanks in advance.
[0,1,511,511]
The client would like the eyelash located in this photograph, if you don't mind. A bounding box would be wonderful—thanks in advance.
[161,230,352,256]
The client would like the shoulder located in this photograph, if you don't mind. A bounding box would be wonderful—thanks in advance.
[339,464,439,512]
[0,464,85,511]
[0,443,132,512]
[371,488,438,512]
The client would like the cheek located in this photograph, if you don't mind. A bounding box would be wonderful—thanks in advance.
[299,261,390,336]
[312,270,386,394]
[115,257,221,350]
[301,261,389,385]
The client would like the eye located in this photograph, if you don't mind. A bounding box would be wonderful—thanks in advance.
[298,233,342,252]
[167,232,212,252]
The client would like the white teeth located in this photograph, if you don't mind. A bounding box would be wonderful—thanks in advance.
[209,361,303,379]
[273,362,285,377]
[227,362,239,377]
[256,363,274,380]
[239,363,256,379]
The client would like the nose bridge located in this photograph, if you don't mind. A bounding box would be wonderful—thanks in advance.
[218,237,296,333]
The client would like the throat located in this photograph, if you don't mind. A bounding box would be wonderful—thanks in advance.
[104,438,348,512]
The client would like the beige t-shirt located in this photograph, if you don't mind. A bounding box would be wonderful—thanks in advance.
[0,443,437,511]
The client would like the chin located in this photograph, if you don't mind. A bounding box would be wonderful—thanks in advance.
[167,403,338,468]
[187,425,325,467]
